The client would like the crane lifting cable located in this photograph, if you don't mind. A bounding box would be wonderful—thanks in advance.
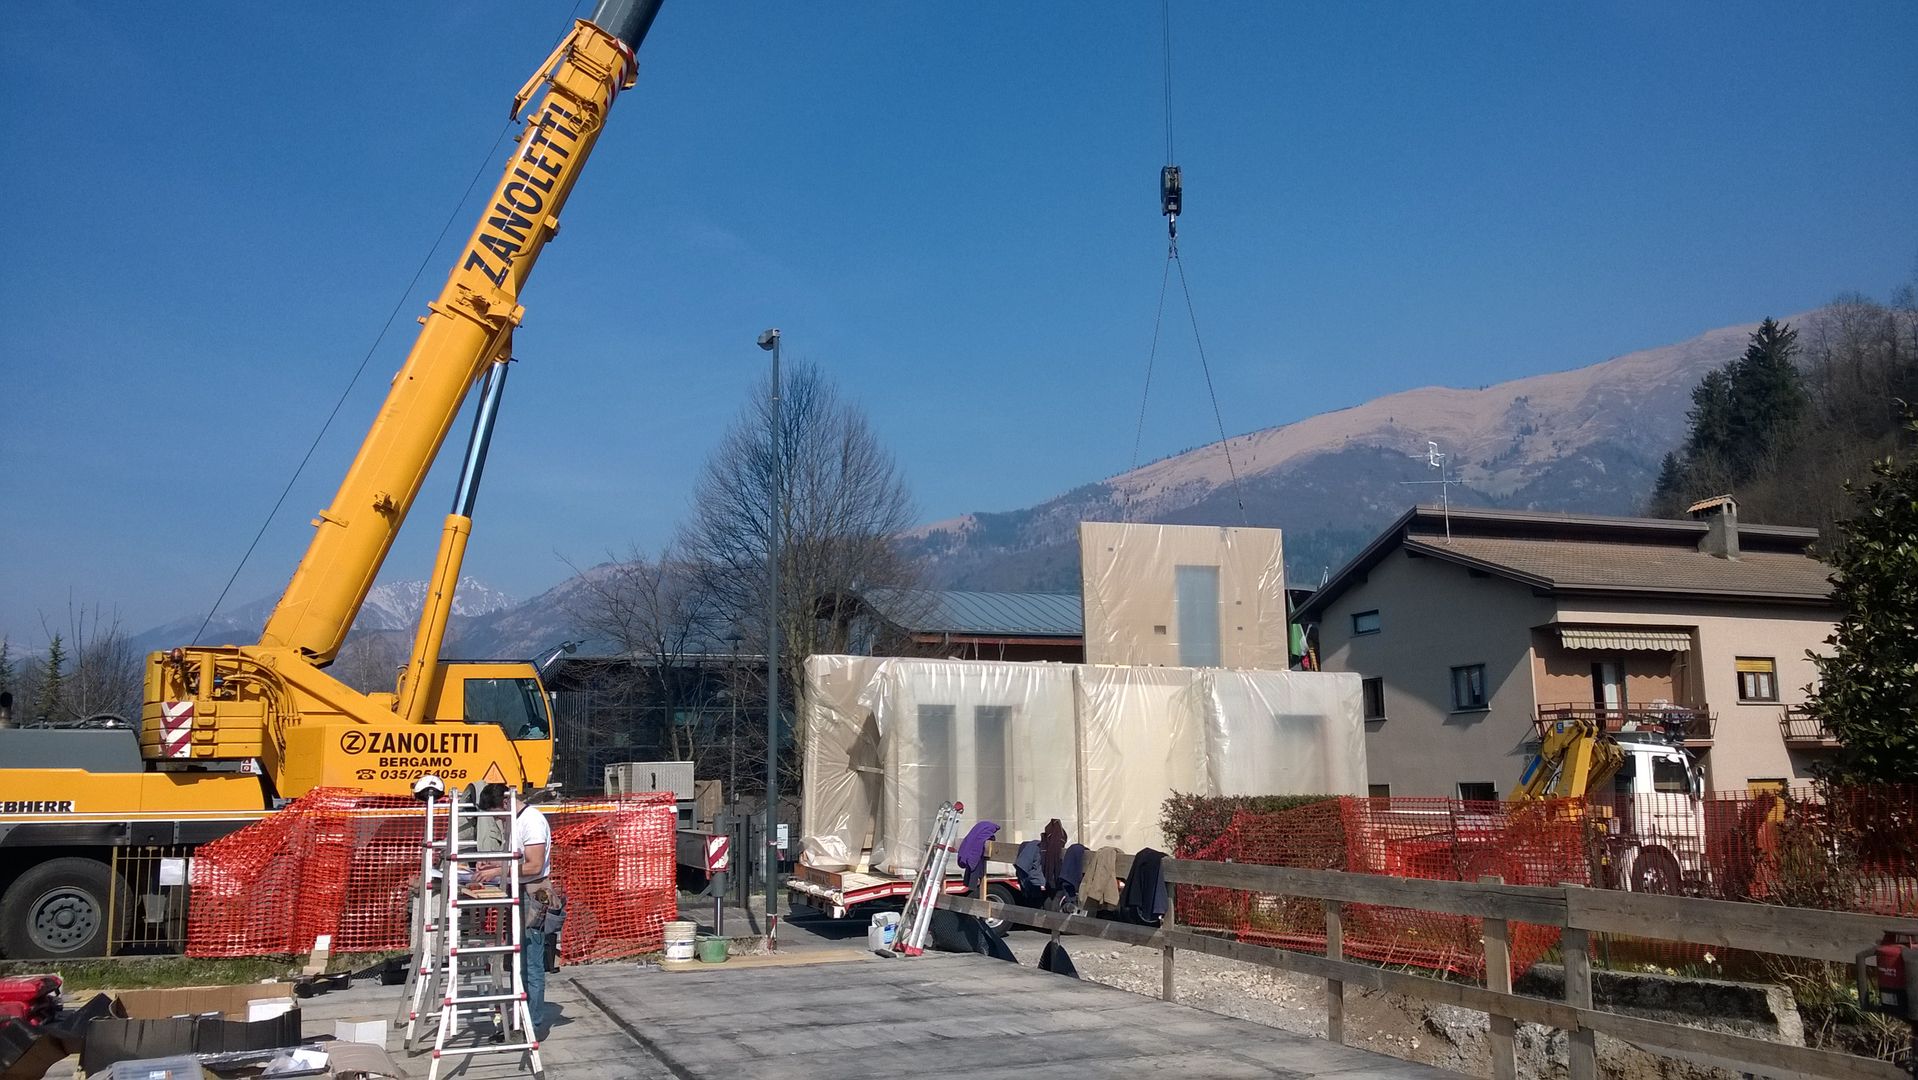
[1124,0,1247,525]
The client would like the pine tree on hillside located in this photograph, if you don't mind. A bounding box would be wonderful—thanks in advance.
[1648,452,1685,517]
[1805,429,1918,784]
[1685,368,1736,465]
[1728,318,1805,467]
[35,634,66,723]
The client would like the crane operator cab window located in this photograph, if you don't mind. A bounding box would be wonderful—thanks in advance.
[465,677,550,741]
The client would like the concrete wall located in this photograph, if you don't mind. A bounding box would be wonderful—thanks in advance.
[1317,549,1552,797]
[1552,599,1835,789]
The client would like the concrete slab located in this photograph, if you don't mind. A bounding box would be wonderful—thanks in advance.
[571,952,1467,1079]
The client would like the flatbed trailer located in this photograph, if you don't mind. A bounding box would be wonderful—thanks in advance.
[786,862,1017,921]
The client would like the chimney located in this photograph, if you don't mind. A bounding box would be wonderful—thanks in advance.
[1687,495,1740,559]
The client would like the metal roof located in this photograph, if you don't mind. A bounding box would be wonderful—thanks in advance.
[857,587,1084,638]
[1296,505,1832,620]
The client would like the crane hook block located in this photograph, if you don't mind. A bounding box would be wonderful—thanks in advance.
[1160,165,1182,219]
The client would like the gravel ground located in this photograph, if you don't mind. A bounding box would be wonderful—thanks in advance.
[1006,932,1743,1080]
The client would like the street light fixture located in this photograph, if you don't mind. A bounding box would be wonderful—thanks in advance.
[756,327,781,937]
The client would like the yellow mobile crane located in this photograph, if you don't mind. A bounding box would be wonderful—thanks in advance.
[0,0,665,959]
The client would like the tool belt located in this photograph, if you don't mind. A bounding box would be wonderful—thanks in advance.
[525,878,565,934]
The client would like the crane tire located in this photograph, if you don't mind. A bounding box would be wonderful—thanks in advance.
[0,857,123,960]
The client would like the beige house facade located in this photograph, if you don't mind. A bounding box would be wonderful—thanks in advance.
[1298,503,1838,798]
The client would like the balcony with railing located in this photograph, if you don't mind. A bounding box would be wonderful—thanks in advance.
[1778,705,1839,748]
[1534,702,1715,746]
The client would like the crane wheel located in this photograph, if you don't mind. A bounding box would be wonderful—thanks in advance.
[0,857,125,960]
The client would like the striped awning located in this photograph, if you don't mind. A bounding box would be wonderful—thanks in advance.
[1557,626,1691,651]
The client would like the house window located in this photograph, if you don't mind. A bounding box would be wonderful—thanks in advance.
[1451,664,1488,711]
[1736,657,1778,702]
[1457,781,1498,802]
[1352,610,1381,636]
[1362,677,1386,720]
[1368,784,1391,799]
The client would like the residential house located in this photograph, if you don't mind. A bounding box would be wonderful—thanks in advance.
[1295,500,1838,798]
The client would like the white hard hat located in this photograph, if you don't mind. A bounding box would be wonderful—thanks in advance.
[412,774,446,801]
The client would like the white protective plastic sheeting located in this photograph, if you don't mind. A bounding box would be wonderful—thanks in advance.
[800,657,1366,874]
[855,659,1078,875]
[1199,670,1367,798]
[799,654,885,870]
[1076,665,1208,851]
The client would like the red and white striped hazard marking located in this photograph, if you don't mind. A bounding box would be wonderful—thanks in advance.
[160,700,195,758]
[705,834,731,874]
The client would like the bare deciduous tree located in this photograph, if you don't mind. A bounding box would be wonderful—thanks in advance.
[332,631,408,694]
[677,359,919,766]
[25,602,143,726]
[565,547,728,764]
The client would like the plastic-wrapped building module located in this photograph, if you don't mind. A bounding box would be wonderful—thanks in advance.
[802,655,1364,872]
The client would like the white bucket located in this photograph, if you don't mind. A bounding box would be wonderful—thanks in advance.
[664,920,697,962]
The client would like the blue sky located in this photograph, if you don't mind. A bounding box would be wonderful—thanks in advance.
[3,1,1915,644]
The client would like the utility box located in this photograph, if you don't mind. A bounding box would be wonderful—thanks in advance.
[604,761,695,801]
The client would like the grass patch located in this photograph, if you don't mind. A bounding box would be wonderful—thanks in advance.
[0,951,405,994]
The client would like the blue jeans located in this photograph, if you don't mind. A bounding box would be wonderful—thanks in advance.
[521,924,547,1035]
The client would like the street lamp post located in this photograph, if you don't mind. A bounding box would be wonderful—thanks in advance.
[756,327,781,938]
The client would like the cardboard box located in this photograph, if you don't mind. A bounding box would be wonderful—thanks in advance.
[82,984,301,1074]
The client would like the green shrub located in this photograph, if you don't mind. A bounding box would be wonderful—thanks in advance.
[1160,792,1337,854]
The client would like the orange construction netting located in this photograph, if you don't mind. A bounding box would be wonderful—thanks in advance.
[1177,795,1589,980]
[187,789,677,960]
[1175,786,1918,978]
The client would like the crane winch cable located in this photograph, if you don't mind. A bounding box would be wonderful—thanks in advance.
[191,120,519,646]
[1122,0,1247,525]
[192,4,600,647]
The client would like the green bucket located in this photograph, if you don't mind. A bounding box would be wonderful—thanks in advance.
[696,935,730,964]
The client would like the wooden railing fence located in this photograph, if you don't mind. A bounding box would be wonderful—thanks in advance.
[936,840,1917,1080]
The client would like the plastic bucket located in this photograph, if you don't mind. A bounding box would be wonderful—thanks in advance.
[663,920,697,962]
[696,935,729,964]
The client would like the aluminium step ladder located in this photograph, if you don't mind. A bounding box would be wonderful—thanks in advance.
[414,786,543,1079]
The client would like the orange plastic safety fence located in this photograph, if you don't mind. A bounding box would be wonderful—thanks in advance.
[1178,796,1589,980]
[548,796,679,962]
[1175,786,1918,978]
[187,789,677,960]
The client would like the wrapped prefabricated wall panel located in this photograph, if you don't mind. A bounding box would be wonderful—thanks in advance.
[800,654,884,870]
[855,659,1078,875]
[1076,665,1208,851]
[1079,521,1288,668]
[1198,670,1366,797]
[801,656,1366,873]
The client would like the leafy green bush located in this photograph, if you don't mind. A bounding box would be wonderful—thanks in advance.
[1160,792,1336,854]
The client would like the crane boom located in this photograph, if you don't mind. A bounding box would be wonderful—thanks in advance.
[261,0,661,664]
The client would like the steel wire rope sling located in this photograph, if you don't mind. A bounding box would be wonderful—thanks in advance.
[1122,0,1248,527]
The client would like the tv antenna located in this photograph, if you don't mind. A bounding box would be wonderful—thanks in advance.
[1401,441,1466,539]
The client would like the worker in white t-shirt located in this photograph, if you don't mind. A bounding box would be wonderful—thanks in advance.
[474,784,553,1036]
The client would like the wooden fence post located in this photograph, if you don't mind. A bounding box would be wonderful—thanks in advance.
[1480,875,1516,1080]
[1161,890,1177,1002]
[1324,898,1345,1045]
[1561,908,1596,1080]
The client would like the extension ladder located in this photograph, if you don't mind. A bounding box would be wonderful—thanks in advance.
[892,801,964,957]
[398,789,447,1045]
[419,788,544,1079]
